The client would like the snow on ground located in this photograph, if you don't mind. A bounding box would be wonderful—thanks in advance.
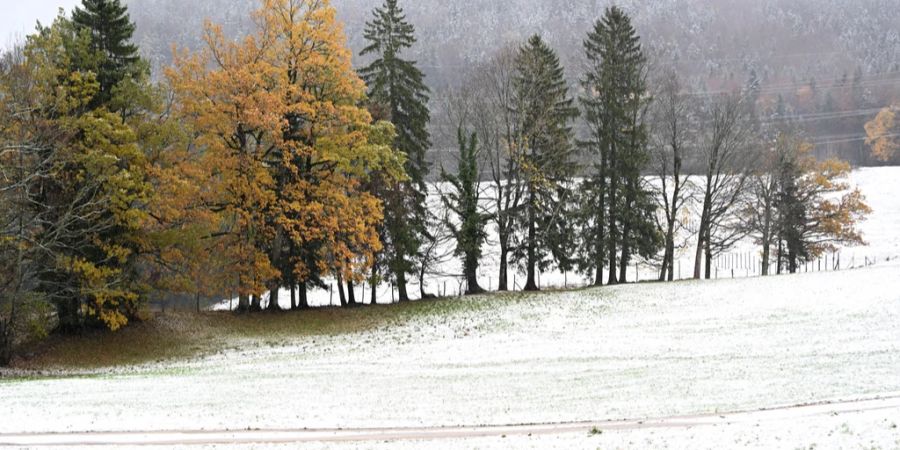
[2,167,898,448]
[216,167,900,310]
[5,397,900,448]
[1,261,899,439]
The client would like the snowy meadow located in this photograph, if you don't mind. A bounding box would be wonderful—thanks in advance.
[1,167,899,448]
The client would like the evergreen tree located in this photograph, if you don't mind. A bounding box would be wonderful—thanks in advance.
[440,129,489,295]
[770,133,870,273]
[579,7,660,285]
[72,0,144,109]
[511,35,578,291]
[12,15,152,332]
[359,0,431,302]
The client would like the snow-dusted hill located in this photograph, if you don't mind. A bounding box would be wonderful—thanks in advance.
[2,258,899,447]
[125,0,900,89]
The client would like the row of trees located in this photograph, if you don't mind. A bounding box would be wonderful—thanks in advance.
[0,0,417,363]
[0,0,874,364]
[436,7,873,292]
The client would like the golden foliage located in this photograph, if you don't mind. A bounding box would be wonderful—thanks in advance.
[166,0,402,299]
[865,107,898,163]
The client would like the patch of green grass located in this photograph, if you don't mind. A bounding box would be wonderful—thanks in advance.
[10,290,534,373]
[589,426,603,436]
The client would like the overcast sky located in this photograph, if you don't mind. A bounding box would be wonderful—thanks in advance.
[1,0,82,46]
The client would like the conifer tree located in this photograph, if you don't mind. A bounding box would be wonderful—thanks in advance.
[359,0,431,301]
[579,7,660,285]
[511,35,578,291]
[72,0,144,108]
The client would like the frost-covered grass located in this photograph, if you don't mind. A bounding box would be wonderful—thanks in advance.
[1,261,899,437]
[1,167,898,447]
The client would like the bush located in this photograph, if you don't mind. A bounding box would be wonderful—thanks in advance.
[0,293,56,365]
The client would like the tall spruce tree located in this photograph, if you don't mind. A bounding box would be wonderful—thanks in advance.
[72,0,143,108]
[511,35,578,292]
[579,7,660,285]
[360,0,431,302]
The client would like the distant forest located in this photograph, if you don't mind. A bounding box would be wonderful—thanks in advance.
[125,0,900,166]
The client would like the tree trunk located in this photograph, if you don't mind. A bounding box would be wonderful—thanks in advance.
[695,182,713,279]
[267,285,281,311]
[347,281,357,306]
[336,273,347,307]
[498,239,509,291]
[290,285,297,310]
[464,254,484,295]
[704,235,713,280]
[396,271,410,302]
[250,295,262,312]
[370,265,378,305]
[777,238,784,275]
[619,224,631,283]
[298,283,309,309]
[594,248,605,287]
[524,193,539,291]
[237,294,250,313]
[594,173,607,287]
[607,194,619,285]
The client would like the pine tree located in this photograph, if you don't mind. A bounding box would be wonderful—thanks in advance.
[72,0,143,108]
[579,7,660,285]
[359,0,431,301]
[440,129,489,295]
[511,35,578,291]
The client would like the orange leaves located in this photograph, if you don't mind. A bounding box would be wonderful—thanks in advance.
[165,0,401,300]
[865,107,898,163]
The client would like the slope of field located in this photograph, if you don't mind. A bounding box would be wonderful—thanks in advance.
[1,261,899,443]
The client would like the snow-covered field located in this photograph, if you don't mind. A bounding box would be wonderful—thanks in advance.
[2,260,900,446]
[1,167,899,448]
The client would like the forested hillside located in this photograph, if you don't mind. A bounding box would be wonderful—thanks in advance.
[124,0,900,164]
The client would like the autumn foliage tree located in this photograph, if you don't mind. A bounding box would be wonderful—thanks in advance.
[865,106,899,164]
[0,11,155,333]
[167,0,401,312]
[744,131,871,274]
[774,133,871,273]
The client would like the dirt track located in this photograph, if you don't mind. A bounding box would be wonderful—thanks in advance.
[2,395,899,447]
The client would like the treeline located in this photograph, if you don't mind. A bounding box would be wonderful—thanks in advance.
[0,0,873,365]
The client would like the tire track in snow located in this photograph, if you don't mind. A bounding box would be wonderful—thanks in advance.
[2,394,899,446]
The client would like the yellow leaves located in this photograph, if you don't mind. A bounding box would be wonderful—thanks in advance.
[59,255,137,331]
[164,0,404,298]
[865,107,898,162]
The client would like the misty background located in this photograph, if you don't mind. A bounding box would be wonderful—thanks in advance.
[6,0,898,165]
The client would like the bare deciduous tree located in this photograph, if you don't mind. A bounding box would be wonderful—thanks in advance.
[650,70,694,281]
[693,94,755,279]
